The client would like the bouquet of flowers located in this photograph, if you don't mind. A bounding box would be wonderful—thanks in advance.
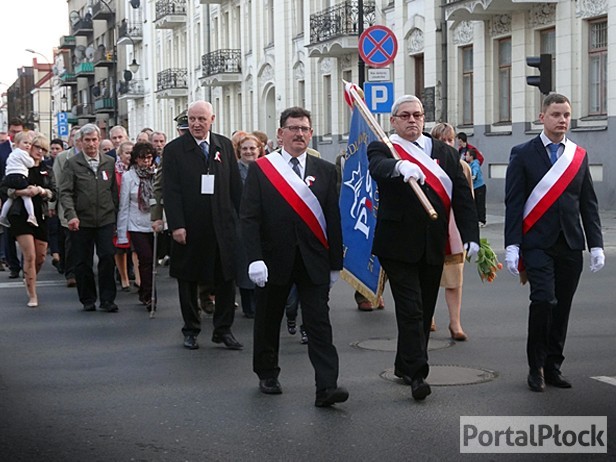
[467,238,503,283]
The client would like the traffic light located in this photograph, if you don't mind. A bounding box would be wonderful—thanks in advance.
[526,54,552,95]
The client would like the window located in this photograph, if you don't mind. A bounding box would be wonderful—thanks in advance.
[461,46,473,126]
[323,75,332,135]
[540,28,555,93]
[497,38,511,123]
[265,0,274,46]
[296,79,305,109]
[342,70,352,134]
[588,19,607,115]
[414,54,424,98]
[245,1,252,53]
[293,0,304,36]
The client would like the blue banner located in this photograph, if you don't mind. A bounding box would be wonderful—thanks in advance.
[339,109,384,303]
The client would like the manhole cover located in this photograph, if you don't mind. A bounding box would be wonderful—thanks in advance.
[381,365,498,386]
[351,337,454,352]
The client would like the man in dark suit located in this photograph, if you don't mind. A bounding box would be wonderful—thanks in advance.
[505,93,604,392]
[368,95,479,401]
[240,106,348,408]
[162,100,243,351]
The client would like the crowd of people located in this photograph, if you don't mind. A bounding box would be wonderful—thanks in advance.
[0,91,605,405]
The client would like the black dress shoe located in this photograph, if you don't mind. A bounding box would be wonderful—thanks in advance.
[545,371,572,388]
[394,369,414,386]
[82,303,96,312]
[99,301,119,313]
[527,368,545,392]
[315,387,349,407]
[212,332,243,350]
[183,335,199,350]
[9,269,20,279]
[410,377,431,401]
[259,378,282,394]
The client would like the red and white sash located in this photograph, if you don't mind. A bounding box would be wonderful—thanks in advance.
[390,134,464,255]
[256,153,329,249]
[522,140,586,234]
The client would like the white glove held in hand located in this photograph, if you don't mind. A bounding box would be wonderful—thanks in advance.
[590,247,605,273]
[248,260,268,287]
[505,245,520,276]
[396,160,425,184]
[329,270,340,288]
[464,242,480,259]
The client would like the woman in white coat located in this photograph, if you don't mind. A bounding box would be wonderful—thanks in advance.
[116,142,157,310]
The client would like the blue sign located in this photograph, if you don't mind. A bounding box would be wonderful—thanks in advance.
[358,25,398,68]
[364,82,394,113]
[57,112,69,137]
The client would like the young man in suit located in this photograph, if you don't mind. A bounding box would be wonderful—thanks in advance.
[367,95,479,401]
[240,106,348,408]
[162,100,243,351]
[505,93,604,392]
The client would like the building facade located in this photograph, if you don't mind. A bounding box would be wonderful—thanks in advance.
[35,0,614,206]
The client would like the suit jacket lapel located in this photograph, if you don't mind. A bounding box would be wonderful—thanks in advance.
[533,136,552,169]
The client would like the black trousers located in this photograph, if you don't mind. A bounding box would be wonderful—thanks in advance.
[253,252,339,392]
[130,232,154,304]
[474,184,487,224]
[379,256,443,380]
[177,253,235,337]
[523,234,583,372]
[59,225,75,279]
[71,223,116,306]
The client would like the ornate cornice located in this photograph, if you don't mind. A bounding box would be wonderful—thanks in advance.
[576,0,608,19]
[490,14,511,36]
[407,28,424,55]
[453,21,474,46]
[528,3,556,28]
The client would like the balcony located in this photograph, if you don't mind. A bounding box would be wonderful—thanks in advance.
[201,50,241,86]
[73,103,96,119]
[156,68,188,98]
[74,62,95,76]
[95,97,115,113]
[59,35,76,49]
[118,79,145,100]
[94,47,115,68]
[444,0,557,22]
[155,0,187,29]
[71,17,93,37]
[307,0,376,58]
[117,21,143,46]
[199,0,222,3]
[91,0,115,21]
[59,72,78,86]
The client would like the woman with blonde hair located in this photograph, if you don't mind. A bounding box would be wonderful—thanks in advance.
[430,122,473,340]
[0,133,56,307]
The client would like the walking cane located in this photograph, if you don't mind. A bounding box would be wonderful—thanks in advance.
[149,230,158,319]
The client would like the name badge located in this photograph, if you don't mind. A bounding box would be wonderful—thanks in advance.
[201,174,215,194]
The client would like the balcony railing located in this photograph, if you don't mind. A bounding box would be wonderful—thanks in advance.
[202,50,241,77]
[118,21,143,44]
[59,72,77,85]
[95,98,115,111]
[59,35,76,49]
[94,47,115,67]
[119,79,145,97]
[71,17,93,36]
[91,0,115,20]
[309,0,376,45]
[155,0,187,22]
[157,68,188,92]
[75,62,95,75]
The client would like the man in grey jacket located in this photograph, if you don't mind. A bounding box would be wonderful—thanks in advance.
[60,124,119,312]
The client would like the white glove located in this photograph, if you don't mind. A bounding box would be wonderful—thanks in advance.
[248,260,268,287]
[396,160,425,184]
[464,242,480,259]
[590,247,605,273]
[330,270,340,288]
[505,245,520,276]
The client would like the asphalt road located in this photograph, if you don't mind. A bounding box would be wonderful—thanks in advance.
[1,207,615,461]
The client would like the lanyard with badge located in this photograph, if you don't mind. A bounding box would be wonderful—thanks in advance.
[199,140,214,195]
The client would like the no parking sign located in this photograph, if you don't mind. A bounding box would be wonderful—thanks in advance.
[358,25,398,68]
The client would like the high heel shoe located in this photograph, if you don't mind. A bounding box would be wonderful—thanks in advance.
[449,326,468,341]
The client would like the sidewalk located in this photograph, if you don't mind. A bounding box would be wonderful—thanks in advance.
[481,203,616,252]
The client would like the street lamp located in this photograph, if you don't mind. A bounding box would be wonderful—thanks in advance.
[25,48,53,137]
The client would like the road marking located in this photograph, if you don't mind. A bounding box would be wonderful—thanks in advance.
[0,280,67,289]
[591,376,616,387]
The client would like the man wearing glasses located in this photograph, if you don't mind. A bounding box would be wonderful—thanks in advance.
[368,95,479,401]
[241,106,348,408]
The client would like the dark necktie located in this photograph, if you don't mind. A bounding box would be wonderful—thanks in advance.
[200,141,209,161]
[290,157,302,178]
[547,143,560,165]
[412,141,423,151]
